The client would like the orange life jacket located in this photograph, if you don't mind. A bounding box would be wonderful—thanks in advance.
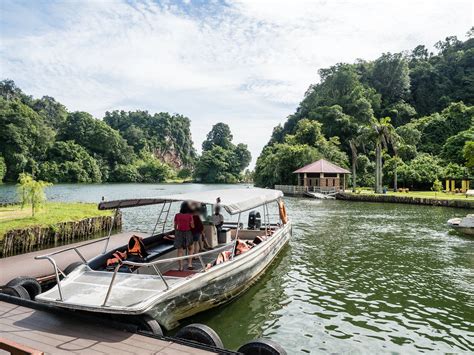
[128,235,148,257]
[106,250,127,267]
[278,199,288,224]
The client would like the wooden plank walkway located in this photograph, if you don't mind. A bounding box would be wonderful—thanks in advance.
[0,300,215,354]
[0,232,146,285]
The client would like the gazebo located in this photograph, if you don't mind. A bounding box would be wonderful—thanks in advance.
[293,159,350,192]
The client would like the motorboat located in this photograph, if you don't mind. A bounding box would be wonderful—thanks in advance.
[34,188,292,330]
[447,214,474,236]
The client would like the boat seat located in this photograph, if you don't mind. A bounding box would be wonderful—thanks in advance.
[144,243,175,262]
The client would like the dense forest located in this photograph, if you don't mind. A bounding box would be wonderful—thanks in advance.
[255,31,474,190]
[0,81,250,184]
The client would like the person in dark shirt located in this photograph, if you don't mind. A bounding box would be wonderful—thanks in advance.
[191,206,204,254]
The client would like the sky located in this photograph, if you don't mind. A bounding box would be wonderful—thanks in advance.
[1,0,473,167]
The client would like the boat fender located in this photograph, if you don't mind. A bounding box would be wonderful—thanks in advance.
[238,338,287,355]
[175,324,224,349]
[278,199,288,225]
[0,285,31,300]
[63,261,84,275]
[133,315,163,336]
[6,276,41,299]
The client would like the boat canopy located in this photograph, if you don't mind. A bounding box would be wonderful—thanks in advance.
[98,188,283,215]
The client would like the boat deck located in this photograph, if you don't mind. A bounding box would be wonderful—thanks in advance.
[0,231,145,285]
[36,252,221,309]
[0,299,215,354]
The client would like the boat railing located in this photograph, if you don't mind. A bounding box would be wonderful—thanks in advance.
[101,242,235,307]
[36,238,234,305]
[35,236,115,301]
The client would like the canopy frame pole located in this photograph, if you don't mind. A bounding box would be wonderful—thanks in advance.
[161,201,172,233]
[102,208,119,254]
[264,203,270,235]
[231,212,242,260]
[150,203,166,237]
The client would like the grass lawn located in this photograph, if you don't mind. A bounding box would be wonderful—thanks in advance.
[0,202,112,238]
[353,189,474,201]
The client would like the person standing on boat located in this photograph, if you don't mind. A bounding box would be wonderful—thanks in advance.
[174,202,194,271]
[212,205,224,234]
[191,206,205,254]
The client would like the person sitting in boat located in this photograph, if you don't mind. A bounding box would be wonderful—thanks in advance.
[212,205,224,234]
[174,202,194,271]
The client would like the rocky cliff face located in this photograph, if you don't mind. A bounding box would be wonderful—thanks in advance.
[154,147,185,169]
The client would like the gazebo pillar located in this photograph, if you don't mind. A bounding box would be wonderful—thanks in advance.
[303,173,307,187]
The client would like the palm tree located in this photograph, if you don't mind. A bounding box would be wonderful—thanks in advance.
[349,138,358,192]
[391,134,403,192]
[370,117,396,194]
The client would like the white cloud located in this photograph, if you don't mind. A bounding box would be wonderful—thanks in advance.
[1,0,472,166]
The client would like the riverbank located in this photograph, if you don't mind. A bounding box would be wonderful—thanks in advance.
[336,192,474,209]
[0,203,120,257]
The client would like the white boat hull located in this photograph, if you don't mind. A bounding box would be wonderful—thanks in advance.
[148,222,292,329]
[36,222,292,330]
[447,216,474,236]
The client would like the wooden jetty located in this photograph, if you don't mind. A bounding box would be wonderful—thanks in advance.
[0,231,146,285]
[0,296,219,354]
[304,191,335,199]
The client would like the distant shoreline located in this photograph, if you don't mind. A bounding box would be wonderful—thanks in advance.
[336,192,474,209]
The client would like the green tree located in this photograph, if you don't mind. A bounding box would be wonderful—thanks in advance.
[441,128,474,164]
[416,102,473,155]
[431,178,443,197]
[61,111,134,169]
[195,124,251,183]
[463,141,474,168]
[368,53,410,107]
[194,146,233,183]
[38,141,102,183]
[370,117,396,193]
[137,158,173,183]
[202,123,234,151]
[0,156,6,183]
[254,143,319,188]
[0,98,55,180]
[104,110,196,168]
[110,164,141,182]
[232,143,252,174]
[32,96,68,129]
[17,173,52,216]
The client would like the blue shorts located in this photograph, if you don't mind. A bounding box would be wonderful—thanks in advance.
[193,233,201,242]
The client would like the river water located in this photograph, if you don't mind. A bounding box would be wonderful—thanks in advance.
[1,183,473,353]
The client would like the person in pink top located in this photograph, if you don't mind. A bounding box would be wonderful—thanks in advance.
[174,202,194,271]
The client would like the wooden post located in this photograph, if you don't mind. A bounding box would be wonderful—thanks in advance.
[451,180,455,192]
[303,173,307,187]
[446,179,450,191]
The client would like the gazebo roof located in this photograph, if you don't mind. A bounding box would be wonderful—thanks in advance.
[293,159,350,174]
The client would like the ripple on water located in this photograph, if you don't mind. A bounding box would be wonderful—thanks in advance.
[1,185,472,353]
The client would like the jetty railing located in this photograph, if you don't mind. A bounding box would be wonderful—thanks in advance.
[275,185,339,195]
